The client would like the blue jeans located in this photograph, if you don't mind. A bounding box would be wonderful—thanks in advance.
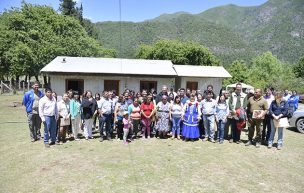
[268,119,283,145]
[99,114,112,138]
[43,116,57,144]
[172,116,181,136]
[217,120,226,141]
[203,115,215,139]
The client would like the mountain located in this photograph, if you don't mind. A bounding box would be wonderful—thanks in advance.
[94,0,304,65]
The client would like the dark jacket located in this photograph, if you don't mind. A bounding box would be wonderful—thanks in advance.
[81,97,97,119]
[269,100,288,118]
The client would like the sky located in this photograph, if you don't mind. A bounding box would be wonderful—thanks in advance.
[0,0,268,22]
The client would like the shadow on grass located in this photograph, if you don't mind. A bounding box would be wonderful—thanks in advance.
[286,126,300,133]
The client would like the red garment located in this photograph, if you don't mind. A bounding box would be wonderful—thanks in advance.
[140,102,154,117]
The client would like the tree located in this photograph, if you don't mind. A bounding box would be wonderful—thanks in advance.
[293,57,304,78]
[248,52,283,89]
[223,60,249,86]
[59,0,78,17]
[135,39,219,66]
[0,3,115,85]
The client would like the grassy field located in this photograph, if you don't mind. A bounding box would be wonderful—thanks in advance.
[0,95,303,193]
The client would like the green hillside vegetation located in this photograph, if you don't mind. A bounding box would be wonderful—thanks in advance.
[94,0,304,65]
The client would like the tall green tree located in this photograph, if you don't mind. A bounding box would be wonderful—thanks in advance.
[293,57,304,78]
[135,39,219,66]
[247,52,283,89]
[0,2,115,84]
[59,0,78,17]
[223,60,249,86]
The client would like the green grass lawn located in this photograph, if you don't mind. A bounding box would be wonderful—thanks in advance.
[0,95,303,193]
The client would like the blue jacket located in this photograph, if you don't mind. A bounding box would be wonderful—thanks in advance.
[269,100,288,118]
[22,90,44,113]
[288,95,299,111]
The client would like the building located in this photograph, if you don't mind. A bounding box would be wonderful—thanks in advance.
[40,56,231,95]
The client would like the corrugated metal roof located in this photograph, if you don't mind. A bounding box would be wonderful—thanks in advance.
[41,56,232,78]
[40,56,176,76]
[173,65,232,78]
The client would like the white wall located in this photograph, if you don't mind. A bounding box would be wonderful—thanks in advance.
[179,77,224,95]
[49,74,174,95]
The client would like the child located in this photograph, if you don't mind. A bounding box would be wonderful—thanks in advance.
[123,111,131,145]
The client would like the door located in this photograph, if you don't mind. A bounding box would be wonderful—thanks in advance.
[66,79,84,95]
[140,81,157,92]
[186,81,198,91]
[104,80,119,94]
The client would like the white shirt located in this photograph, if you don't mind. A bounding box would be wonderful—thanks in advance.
[39,96,58,121]
[57,100,70,119]
[98,98,112,114]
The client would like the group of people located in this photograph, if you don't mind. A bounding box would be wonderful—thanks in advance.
[23,81,300,150]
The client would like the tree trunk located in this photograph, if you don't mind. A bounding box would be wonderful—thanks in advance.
[35,75,39,82]
[15,75,19,89]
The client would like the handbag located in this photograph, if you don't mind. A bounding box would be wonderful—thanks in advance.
[60,117,70,126]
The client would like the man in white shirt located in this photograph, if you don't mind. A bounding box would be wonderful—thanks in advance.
[39,88,58,148]
[202,91,217,142]
[98,91,113,142]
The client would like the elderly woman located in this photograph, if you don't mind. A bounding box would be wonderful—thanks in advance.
[57,93,70,144]
[268,92,289,150]
[156,95,171,138]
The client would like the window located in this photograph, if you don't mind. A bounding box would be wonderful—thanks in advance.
[104,80,120,94]
[186,81,198,91]
[140,81,157,92]
[66,79,84,95]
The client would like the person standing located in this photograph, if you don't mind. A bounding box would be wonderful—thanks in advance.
[215,95,229,144]
[57,93,70,144]
[262,87,275,144]
[155,95,171,138]
[140,96,154,139]
[155,85,170,104]
[70,93,82,141]
[228,83,247,144]
[283,90,291,101]
[128,98,141,139]
[288,90,300,112]
[246,89,268,148]
[268,92,289,150]
[170,96,183,140]
[81,91,98,140]
[201,91,217,142]
[114,95,128,140]
[182,94,201,141]
[22,81,44,142]
[179,88,189,105]
[39,88,58,148]
[98,91,113,141]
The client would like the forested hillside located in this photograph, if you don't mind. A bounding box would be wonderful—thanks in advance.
[94,0,304,65]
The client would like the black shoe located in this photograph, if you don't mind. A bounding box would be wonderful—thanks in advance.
[49,141,55,145]
[245,140,252,146]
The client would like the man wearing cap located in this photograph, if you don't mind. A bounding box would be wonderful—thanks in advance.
[246,88,268,148]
